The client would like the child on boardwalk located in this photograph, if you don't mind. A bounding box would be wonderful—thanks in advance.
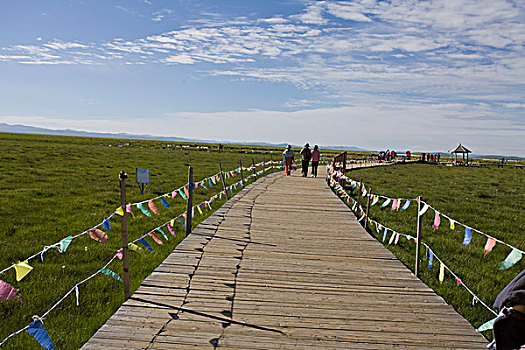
[311,145,320,177]
[283,145,295,176]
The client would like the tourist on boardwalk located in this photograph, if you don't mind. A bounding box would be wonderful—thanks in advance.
[300,143,311,177]
[283,145,295,176]
[311,145,320,177]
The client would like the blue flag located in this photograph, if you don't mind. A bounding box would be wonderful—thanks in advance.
[160,197,171,208]
[178,217,186,229]
[428,249,434,270]
[138,238,154,253]
[102,219,111,230]
[462,227,472,247]
[26,320,55,350]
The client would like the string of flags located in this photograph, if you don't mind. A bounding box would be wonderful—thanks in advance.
[327,164,524,270]
[420,200,524,271]
[0,162,280,281]
[0,163,282,348]
[327,164,514,333]
[0,163,282,349]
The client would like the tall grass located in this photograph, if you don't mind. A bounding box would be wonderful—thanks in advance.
[0,133,281,349]
[339,163,524,337]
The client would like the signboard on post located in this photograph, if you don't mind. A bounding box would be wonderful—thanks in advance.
[136,168,149,194]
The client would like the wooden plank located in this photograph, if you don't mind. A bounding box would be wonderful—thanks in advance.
[81,166,487,349]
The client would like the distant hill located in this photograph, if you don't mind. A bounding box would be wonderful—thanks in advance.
[0,123,370,152]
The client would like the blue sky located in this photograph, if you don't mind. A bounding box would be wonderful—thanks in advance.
[1,0,524,156]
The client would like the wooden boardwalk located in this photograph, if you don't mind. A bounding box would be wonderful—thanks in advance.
[82,167,487,349]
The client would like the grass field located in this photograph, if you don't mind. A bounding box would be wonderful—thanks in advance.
[337,163,524,337]
[0,132,284,349]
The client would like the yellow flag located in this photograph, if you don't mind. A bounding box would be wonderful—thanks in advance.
[449,219,455,230]
[115,207,124,216]
[128,243,144,254]
[14,260,33,282]
[170,219,175,227]
[439,262,445,283]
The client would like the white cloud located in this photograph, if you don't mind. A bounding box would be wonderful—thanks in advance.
[325,2,372,22]
[290,2,327,25]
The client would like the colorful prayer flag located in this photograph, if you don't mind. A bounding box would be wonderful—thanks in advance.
[380,198,391,208]
[89,229,108,243]
[148,200,159,215]
[100,268,122,282]
[126,204,135,218]
[102,219,111,230]
[391,199,398,211]
[428,249,434,270]
[449,219,455,230]
[59,236,73,253]
[462,227,472,247]
[484,237,497,256]
[433,211,440,230]
[167,223,176,236]
[26,320,55,350]
[500,249,523,270]
[148,232,163,245]
[138,238,154,253]
[157,228,168,240]
[137,203,152,217]
[400,200,411,211]
[0,280,18,301]
[439,262,445,283]
[160,197,171,208]
[115,207,124,216]
[128,243,144,254]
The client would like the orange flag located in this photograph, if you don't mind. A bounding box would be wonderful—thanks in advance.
[148,232,163,245]
[484,237,497,256]
[148,200,159,215]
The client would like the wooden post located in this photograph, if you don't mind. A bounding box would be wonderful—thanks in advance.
[364,187,371,230]
[252,159,256,179]
[185,167,193,236]
[415,196,423,277]
[240,160,244,186]
[219,162,229,200]
[356,178,363,211]
[119,170,131,301]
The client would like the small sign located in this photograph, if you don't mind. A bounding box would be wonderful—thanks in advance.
[136,168,149,194]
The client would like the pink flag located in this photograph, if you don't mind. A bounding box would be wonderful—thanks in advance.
[0,280,18,301]
[484,237,497,256]
[455,277,463,286]
[89,229,108,243]
[183,186,189,198]
[391,199,398,211]
[433,211,441,230]
[394,233,400,245]
[148,200,159,215]
[171,190,178,198]
[116,251,123,260]
[126,204,135,218]
[167,223,176,236]
[148,232,163,245]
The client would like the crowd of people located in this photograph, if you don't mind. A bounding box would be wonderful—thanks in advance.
[420,153,441,162]
[282,143,320,177]
[378,149,399,161]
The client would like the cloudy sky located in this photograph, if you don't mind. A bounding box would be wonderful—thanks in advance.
[1,0,524,155]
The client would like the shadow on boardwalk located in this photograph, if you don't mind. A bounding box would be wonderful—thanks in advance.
[82,167,487,349]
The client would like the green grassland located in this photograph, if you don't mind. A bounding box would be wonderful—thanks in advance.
[339,163,524,337]
[0,133,283,349]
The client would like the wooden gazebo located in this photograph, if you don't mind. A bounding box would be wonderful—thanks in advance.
[449,143,472,164]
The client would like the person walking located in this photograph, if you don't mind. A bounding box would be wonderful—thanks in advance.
[300,143,311,177]
[311,145,320,177]
[283,145,294,176]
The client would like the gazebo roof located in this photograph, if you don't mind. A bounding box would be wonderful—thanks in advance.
[449,143,472,154]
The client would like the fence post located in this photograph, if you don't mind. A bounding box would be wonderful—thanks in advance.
[240,160,244,186]
[415,195,422,277]
[252,159,256,179]
[119,170,131,301]
[185,166,193,236]
[219,162,229,200]
[356,178,363,212]
[364,187,371,230]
